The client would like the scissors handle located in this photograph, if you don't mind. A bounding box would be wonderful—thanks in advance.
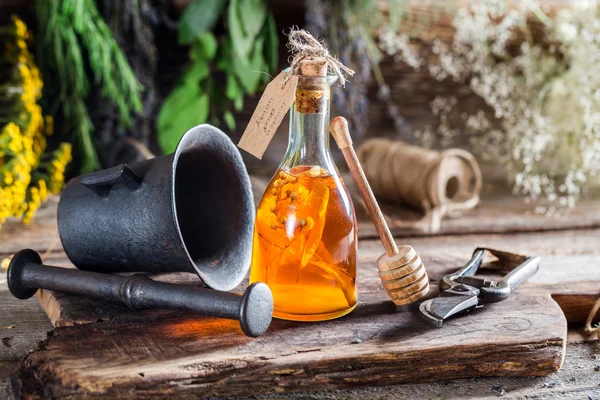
[481,256,540,303]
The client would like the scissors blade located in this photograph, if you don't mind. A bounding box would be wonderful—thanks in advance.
[419,295,479,326]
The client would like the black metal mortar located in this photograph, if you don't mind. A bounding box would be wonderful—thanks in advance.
[58,124,254,291]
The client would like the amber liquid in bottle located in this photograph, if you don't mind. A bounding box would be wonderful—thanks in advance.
[250,166,357,320]
[249,71,358,321]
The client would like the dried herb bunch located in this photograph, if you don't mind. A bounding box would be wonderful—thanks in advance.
[157,0,278,154]
[0,16,72,228]
[382,1,600,213]
[92,0,172,164]
[36,0,144,172]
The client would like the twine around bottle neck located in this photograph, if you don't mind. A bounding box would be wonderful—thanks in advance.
[286,28,355,87]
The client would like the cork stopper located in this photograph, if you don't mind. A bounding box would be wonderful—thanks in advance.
[299,58,328,77]
[295,58,329,114]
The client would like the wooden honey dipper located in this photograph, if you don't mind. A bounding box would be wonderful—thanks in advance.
[330,117,430,305]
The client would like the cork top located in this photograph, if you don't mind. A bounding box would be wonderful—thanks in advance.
[294,58,332,114]
[299,58,328,77]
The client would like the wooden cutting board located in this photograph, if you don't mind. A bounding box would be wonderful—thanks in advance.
[12,243,600,399]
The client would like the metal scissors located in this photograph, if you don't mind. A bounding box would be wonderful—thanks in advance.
[419,247,540,326]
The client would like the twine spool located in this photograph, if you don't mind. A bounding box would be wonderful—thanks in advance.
[356,138,482,232]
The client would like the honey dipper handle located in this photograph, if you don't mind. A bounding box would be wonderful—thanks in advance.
[330,117,399,256]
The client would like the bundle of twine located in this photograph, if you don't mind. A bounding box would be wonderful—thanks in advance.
[356,138,482,233]
[286,28,354,85]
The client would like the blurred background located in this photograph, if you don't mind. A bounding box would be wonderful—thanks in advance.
[1,0,599,230]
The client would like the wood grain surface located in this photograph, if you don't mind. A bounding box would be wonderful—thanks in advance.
[2,198,600,399]
[13,251,569,399]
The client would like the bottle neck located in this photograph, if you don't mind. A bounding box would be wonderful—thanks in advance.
[280,84,336,173]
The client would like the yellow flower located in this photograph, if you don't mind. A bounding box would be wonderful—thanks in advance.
[18,63,29,79]
[0,187,12,224]
[16,39,27,51]
[22,136,33,151]
[22,186,43,224]
[12,16,28,39]
[8,136,22,153]
[22,209,35,224]
[26,107,44,138]
[44,115,54,135]
[0,18,72,230]
[24,149,37,167]
[38,179,48,201]
[45,143,72,194]
[51,159,63,171]
[2,122,20,140]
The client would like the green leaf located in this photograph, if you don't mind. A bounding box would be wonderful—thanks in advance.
[234,92,244,111]
[233,35,265,94]
[223,109,236,131]
[227,0,254,63]
[190,32,218,61]
[178,0,227,45]
[158,85,210,153]
[182,60,210,86]
[233,60,260,94]
[215,40,232,71]
[239,0,267,40]
[225,74,242,100]
[263,13,278,73]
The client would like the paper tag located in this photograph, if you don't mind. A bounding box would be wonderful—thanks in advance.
[238,71,298,159]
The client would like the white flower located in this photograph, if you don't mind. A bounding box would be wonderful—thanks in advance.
[378,0,600,213]
[557,22,578,42]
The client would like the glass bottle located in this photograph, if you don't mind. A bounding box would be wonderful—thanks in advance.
[249,69,358,321]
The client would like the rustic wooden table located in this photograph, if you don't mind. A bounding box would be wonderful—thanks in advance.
[1,194,599,399]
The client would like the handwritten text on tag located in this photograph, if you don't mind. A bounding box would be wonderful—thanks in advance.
[238,71,298,159]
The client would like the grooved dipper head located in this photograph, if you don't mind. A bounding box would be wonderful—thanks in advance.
[239,282,273,337]
[7,249,40,299]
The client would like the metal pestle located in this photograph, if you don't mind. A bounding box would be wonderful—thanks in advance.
[7,249,273,337]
